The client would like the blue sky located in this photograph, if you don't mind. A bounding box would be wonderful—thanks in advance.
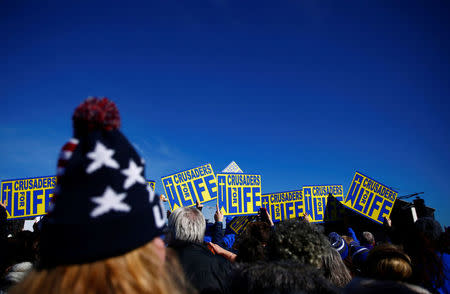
[1,0,449,225]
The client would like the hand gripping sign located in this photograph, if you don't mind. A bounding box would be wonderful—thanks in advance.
[1,176,57,219]
[217,173,262,216]
[161,163,218,211]
[342,172,397,225]
[261,190,304,223]
[302,185,345,223]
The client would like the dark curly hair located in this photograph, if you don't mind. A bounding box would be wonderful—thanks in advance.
[235,221,271,263]
[230,260,339,294]
[267,218,329,269]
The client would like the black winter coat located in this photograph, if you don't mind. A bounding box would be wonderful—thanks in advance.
[170,241,232,294]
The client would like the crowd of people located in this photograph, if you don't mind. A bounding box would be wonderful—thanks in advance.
[0,97,448,294]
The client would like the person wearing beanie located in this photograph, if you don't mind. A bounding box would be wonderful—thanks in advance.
[10,97,194,294]
[328,232,349,260]
[348,239,370,273]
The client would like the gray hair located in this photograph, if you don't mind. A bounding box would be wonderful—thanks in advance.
[362,231,375,245]
[168,207,205,244]
[322,247,352,288]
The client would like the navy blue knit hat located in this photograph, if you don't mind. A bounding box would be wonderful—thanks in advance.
[328,232,349,260]
[39,97,166,268]
[349,242,369,268]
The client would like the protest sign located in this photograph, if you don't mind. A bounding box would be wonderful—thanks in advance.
[302,185,344,223]
[161,163,218,211]
[1,176,56,219]
[217,173,262,216]
[147,181,155,191]
[342,172,397,225]
[228,215,255,235]
[221,162,257,230]
[261,190,304,223]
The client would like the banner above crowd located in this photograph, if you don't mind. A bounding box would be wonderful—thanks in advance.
[1,176,56,219]
[1,167,398,225]
[303,185,345,223]
[161,163,218,211]
[261,190,304,223]
[342,172,397,225]
[217,173,262,216]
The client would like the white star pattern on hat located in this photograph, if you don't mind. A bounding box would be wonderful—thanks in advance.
[121,159,146,189]
[86,142,120,174]
[90,186,131,218]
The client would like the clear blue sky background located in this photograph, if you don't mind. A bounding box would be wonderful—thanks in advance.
[1,0,449,225]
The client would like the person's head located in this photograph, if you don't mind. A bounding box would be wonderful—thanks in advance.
[414,217,443,245]
[11,239,194,294]
[403,217,445,291]
[267,218,329,269]
[322,247,352,288]
[365,244,412,282]
[168,206,206,244]
[361,231,375,247]
[10,97,189,294]
[230,260,339,294]
[5,230,37,265]
[342,235,354,244]
[328,232,349,260]
[38,97,166,268]
[345,278,432,294]
[235,221,271,263]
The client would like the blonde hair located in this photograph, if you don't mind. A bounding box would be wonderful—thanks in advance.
[366,244,412,282]
[10,241,195,294]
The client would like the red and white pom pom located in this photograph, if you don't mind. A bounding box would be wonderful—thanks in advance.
[72,97,121,132]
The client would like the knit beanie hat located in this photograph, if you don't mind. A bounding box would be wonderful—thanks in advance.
[328,232,349,260]
[39,97,166,268]
[349,241,370,268]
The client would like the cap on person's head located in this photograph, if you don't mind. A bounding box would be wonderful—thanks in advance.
[328,232,349,260]
[39,97,166,268]
[350,243,370,268]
